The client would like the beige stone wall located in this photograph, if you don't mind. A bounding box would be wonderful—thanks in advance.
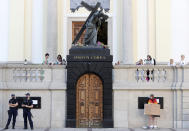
[113,65,189,128]
[0,65,66,128]
[114,90,173,128]
[1,64,189,128]
[0,90,66,128]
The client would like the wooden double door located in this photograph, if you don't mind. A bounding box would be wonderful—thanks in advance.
[76,74,103,128]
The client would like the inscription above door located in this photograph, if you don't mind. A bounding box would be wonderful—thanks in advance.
[76,74,103,128]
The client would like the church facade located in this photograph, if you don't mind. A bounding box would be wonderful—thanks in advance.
[1,0,189,129]
[0,0,189,64]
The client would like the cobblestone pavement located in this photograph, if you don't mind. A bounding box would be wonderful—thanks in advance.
[0,128,188,131]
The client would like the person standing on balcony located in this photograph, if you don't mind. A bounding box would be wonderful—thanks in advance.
[4,94,18,129]
[136,59,143,65]
[144,55,154,65]
[22,93,34,130]
[168,59,176,66]
[148,94,158,129]
[55,54,63,65]
[42,53,50,65]
[178,54,186,66]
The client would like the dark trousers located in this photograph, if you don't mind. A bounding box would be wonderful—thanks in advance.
[5,110,17,128]
[23,110,33,129]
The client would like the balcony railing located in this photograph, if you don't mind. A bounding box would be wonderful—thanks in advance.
[135,67,167,82]
[0,64,189,89]
[13,68,45,82]
[113,65,189,89]
[0,64,67,89]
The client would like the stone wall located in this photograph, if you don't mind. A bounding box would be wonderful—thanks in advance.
[113,65,189,128]
[0,64,189,128]
[0,64,66,128]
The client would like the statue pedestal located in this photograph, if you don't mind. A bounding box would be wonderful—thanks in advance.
[66,47,113,128]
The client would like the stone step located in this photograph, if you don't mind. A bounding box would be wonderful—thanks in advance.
[0,128,188,131]
[0,128,130,131]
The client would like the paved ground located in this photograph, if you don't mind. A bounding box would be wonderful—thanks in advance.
[0,128,189,131]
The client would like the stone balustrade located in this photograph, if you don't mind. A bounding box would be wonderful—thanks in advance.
[0,64,189,89]
[113,65,189,89]
[12,67,45,82]
[0,64,67,89]
[135,67,167,82]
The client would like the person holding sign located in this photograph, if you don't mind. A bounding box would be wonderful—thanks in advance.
[148,94,158,129]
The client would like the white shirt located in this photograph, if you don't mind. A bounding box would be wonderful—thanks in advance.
[144,59,154,65]
[168,63,176,66]
[179,60,186,66]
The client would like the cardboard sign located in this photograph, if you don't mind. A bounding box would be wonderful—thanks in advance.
[144,104,160,116]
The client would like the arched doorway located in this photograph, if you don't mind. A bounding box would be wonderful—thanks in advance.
[76,73,103,128]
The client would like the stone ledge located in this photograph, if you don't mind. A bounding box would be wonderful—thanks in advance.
[0,82,66,90]
[0,64,66,69]
[113,65,189,69]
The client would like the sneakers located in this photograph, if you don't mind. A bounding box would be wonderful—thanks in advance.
[149,125,154,129]
[154,125,158,129]
[142,125,149,129]
[148,125,158,129]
